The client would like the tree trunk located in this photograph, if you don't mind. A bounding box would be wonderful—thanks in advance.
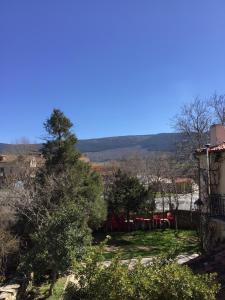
[49,269,57,296]
[198,158,201,200]
[190,189,193,223]
[162,195,165,220]
[175,210,178,232]
[126,209,130,231]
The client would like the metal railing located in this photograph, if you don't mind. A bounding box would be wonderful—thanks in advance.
[209,194,225,217]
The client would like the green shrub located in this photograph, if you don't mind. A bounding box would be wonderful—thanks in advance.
[64,243,220,300]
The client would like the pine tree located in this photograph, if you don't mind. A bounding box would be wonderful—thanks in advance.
[42,108,80,172]
[108,169,147,221]
[20,109,106,295]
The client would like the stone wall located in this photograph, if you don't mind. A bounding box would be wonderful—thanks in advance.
[0,284,20,300]
[202,217,225,252]
[0,278,27,300]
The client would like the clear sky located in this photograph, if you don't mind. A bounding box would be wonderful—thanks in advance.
[1,1,225,143]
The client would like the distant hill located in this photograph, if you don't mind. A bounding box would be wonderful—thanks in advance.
[0,133,184,162]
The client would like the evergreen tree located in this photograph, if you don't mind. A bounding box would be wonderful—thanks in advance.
[108,169,147,221]
[20,109,106,295]
[42,108,80,172]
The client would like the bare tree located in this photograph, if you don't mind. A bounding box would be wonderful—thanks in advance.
[119,152,171,187]
[173,97,211,150]
[0,193,19,279]
[119,153,146,178]
[0,170,70,232]
[166,160,181,231]
[6,137,39,156]
[208,92,225,125]
[173,97,212,200]
[0,228,18,280]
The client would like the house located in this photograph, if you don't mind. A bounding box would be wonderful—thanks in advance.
[196,124,225,250]
[0,154,43,186]
[0,153,93,186]
[174,178,196,194]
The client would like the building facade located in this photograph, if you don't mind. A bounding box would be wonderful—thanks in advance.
[197,124,225,250]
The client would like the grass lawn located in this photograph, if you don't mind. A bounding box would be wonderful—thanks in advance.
[27,276,66,300]
[95,229,200,260]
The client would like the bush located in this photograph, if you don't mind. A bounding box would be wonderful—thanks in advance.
[0,228,19,281]
[64,243,219,300]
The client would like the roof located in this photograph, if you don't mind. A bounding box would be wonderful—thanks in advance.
[196,142,225,154]
[175,177,194,184]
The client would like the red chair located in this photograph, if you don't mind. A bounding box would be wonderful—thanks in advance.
[153,214,161,228]
[143,218,152,230]
[134,216,145,230]
[117,215,126,231]
[166,212,174,227]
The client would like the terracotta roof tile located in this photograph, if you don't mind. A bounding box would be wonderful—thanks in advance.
[210,143,225,152]
[196,142,225,154]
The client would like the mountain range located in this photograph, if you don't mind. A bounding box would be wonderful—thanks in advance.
[0,133,184,162]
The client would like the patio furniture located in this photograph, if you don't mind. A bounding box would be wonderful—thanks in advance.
[153,214,161,228]
[124,219,134,231]
[134,217,145,230]
[143,218,152,230]
[160,218,170,228]
[166,212,174,226]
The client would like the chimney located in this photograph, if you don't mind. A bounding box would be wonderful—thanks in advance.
[210,124,225,146]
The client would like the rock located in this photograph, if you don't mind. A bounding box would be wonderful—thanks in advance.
[0,283,20,300]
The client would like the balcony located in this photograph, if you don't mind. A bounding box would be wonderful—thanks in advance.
[209,194,225,218]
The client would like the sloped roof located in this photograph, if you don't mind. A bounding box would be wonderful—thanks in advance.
[196,142,225,154]
[175,177,194,184]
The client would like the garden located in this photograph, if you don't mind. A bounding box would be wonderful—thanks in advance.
[95,229,200,260]
[0,110,220,300]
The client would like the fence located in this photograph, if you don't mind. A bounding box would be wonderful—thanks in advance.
[209,194,225,218]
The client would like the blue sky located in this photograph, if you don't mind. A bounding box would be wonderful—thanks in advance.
[1,1,225,143]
